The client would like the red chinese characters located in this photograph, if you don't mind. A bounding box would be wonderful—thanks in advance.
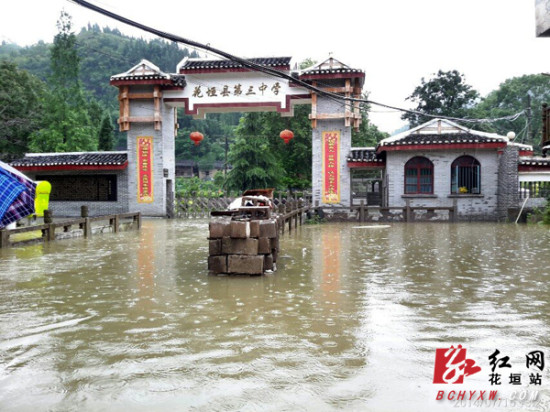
[137,136,154,203]
[322,131,340,203]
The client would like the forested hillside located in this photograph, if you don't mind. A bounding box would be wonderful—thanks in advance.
[0,24,199,110]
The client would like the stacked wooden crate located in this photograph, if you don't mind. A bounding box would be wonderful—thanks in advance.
[208,217,279,275]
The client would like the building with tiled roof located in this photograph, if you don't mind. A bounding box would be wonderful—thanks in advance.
[346,118,546,220]
[11,152,130,217]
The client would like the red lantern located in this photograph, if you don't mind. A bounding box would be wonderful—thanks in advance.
[190,131,204,146]
[280,129,294,144]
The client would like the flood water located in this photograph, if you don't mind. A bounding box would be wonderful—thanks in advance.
[1,220,550,411]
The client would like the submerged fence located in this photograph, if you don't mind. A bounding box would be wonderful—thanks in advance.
[176,192,312,218]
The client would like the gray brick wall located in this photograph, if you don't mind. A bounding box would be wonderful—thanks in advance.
[386,149,501,220]
[126,85,176,217]
[497,145,520,220]
[312,86,352,207]
[28,169,129,217]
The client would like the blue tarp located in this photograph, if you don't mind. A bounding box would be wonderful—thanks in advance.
[0,170,25,224]
[0,161,36,229]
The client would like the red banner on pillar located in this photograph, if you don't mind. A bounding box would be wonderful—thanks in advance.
[322,131,340,204]
[137,136,154,203]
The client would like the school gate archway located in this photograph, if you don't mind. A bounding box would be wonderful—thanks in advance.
[110,56,365,216]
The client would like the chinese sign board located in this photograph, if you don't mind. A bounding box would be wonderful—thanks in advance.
[137,136,153,203]
[322,131,340,204]
[166,73,308,118]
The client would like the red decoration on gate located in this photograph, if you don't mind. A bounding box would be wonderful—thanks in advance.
[279,129,294,144]
[190,131,204,146]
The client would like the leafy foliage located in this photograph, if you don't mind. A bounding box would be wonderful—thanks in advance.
[402,70,480,127]
[352,94,389,146]
[225,113,286,192]
[175,176,224,197]
[28,12,97,152]
[98,114,115,151]
[470,74,550,148]
[0,61,45,161]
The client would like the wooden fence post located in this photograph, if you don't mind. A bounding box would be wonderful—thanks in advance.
[47,224,56,241]
[112,215,119,233]
[84,218,91,238]
[81,205,89,218]
[44,209,53,224]
[360,200,365,222]
[451,198,458,222]
[0,230,9,249]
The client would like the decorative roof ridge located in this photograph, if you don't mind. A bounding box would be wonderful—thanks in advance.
[380,118,507,146]
[24,151,128,157]
[111,59,170,80]
[300,56,363,74]
[178,56,292,71]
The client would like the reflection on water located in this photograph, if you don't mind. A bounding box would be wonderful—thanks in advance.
[1,220,550,411]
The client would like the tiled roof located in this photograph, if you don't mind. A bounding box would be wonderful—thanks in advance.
[110,59,185,85]
[378,119,516,149]
[379,132,504,147]
[179,57,292,71]
[347,148,385,163]
[300,57,364,76]
[11,152,128,167]
[519,157,550,167]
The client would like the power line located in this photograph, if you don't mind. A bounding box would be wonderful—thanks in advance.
[68,0,526,126]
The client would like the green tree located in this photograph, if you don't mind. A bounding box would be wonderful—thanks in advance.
[402,70,480,127]
[98,114,115,151]
[352,94,389,146]
[0,61,46,161]
[225,113,285,192]
[471,74,550,148]
[29,11,97,152]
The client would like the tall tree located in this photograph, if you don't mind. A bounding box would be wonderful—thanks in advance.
[29,11,97,152]
[470,74,550,148]
[97,114,115,151]
[225,113,285,192]
[352,93,389,146]
[402,70,480,127]
[0,61,45,161]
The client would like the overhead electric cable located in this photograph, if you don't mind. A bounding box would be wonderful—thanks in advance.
[68,0,526,126]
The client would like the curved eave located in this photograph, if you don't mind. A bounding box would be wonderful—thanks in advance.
[110,78,174,87]
[179,66,290,75]
[376,142,506,154]
[14,162,128,172]
[299,71,365,85]
[347,161,386,168]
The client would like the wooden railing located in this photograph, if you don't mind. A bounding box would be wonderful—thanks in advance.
[351,199,457,222]
[519,181,550,199]
[275,198,312,234]
[0,212,141,249]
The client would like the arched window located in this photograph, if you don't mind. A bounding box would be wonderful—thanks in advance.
[451,156,480,194]
[404,156,433,194]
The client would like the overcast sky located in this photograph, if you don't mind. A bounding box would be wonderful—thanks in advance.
[1,0,549,133]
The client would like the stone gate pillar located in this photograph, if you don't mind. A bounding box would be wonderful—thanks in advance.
[111,60,185,217]
[299,58,364,209]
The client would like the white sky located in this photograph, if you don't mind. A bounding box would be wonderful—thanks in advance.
[1,0,549,133]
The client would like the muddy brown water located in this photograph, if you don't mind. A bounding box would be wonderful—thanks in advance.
[1,220,549,411]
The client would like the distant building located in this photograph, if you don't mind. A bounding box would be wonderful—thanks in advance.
[10,152,129,217]
[348,118,549,220]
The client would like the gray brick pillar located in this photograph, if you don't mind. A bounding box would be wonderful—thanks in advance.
[311,95,352,208]
[496,145,519,221]
[124,85,176,217]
